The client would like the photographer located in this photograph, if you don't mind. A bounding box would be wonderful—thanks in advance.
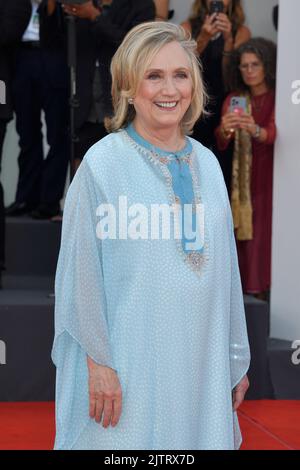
[215,38,277,299]
[181,1,250,188]
[39,0,155,170]
[5,0,70,219]
[0,0,31,282]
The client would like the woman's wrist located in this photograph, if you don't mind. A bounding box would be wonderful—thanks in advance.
[247,123,260,139]
[253,125,268,142]
[253,124,261,139]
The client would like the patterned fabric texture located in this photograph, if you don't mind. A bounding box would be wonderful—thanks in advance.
[52,129,250,450]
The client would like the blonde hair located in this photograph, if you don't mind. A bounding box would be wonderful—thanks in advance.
[105,21,207,135]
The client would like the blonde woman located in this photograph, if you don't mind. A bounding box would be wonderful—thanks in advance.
[52,21,250,450]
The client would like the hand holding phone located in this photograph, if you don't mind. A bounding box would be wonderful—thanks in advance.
[208,1,233,40]
[61,0,100,20]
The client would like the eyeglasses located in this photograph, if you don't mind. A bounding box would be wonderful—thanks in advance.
[239,62,263,72]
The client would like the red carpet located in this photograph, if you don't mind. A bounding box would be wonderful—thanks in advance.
[239,400,300,450]
[0,400,299,450]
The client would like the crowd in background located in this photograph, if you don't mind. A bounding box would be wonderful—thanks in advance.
[0,0,278,298]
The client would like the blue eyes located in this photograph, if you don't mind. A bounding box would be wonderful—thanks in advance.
[147,73,188,80]
[176,73,189,79]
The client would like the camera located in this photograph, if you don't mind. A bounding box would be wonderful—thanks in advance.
[209,1,224,15]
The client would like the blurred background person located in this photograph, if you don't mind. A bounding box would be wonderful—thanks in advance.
[154,0,169,21]
[0,0,31,284]
[181,0,250,190]
[215,38,277,300]
[39,0,155,175]
[5,0,70,219]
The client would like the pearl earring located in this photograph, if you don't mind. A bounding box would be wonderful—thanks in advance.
[128,98,134,105]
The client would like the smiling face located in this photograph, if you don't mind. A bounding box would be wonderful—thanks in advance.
[239,52,266,88]
[132,41,193,135]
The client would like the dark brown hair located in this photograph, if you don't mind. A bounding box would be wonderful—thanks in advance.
[226,37,277,92]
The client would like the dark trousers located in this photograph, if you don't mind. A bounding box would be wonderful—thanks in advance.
[12,47,69,207]
[0,119,7,270]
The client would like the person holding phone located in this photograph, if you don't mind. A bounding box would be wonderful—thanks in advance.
[0,0,31,276]
[181,1,250,152]
[215,38,277,300]
[181,1,250,198]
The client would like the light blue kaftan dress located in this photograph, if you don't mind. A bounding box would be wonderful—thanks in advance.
[52,124,250,450]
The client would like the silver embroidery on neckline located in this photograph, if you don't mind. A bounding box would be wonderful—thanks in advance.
[122,130,209,276]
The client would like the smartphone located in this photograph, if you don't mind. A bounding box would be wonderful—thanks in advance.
[230,96,248,115]
[209,1,224,15]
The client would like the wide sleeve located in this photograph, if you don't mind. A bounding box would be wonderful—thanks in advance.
[228,210,251,390]
[207,148,250,391]
[228,219,251,449]
[52,157,115,370]
[52,157,117,449]
[208,150,250,449]
[263,107,277,146]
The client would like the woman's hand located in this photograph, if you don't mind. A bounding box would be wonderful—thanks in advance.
[87,356,122,427]
[62,1,101,21]
[232,375,249,411]
[221,111,240,135]
[238,113,257,137]
[213,12,233,41]
[197,14,219,43]
[196,14,221,54]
